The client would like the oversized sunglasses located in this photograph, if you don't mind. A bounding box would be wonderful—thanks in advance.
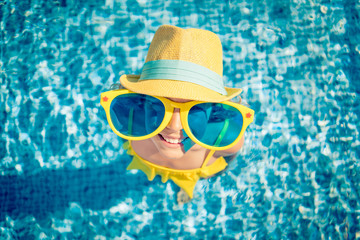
[100,89,254,151]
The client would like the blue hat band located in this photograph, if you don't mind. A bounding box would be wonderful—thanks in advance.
[139,60,227,95]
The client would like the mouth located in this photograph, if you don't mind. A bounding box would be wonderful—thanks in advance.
[159,134,187,145]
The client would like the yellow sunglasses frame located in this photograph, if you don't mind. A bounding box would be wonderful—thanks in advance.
[100,89,254,151]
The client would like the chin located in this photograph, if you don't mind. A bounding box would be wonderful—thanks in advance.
[158,149,186,160]
[157,143,186,159]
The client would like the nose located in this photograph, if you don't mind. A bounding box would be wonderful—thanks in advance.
[167,108,183,131]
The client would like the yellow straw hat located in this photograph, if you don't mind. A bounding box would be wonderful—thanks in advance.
[120,25,242,102]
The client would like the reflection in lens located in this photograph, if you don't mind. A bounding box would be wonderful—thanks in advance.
[188,103,243,147]
[110,94,165,137]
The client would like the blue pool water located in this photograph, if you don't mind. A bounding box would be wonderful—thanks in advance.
[1,0,360,239]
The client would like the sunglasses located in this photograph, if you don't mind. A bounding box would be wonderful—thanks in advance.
[100,89,254,151]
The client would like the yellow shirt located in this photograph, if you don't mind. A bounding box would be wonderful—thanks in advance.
[123,141,228,198]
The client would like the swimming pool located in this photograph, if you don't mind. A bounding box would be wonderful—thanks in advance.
[1,0,359,239]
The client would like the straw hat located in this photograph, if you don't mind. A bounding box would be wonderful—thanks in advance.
[120,25,242,102]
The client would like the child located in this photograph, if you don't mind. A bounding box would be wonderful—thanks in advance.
[100,25,254,200]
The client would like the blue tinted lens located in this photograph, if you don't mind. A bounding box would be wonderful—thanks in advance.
[110,94,165,137]
[188,103,243,147]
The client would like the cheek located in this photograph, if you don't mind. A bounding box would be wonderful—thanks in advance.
[190,144,204,151]
[150,134,161,145]
[150,134,170,151]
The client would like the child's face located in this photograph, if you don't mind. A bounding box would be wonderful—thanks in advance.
[149,98,203,160]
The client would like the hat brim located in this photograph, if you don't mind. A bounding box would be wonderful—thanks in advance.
[119,74,242,102]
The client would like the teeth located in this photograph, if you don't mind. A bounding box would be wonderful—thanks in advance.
[162,136,182,144]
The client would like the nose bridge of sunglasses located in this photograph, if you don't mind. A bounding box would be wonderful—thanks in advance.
[166,99,187,109]
[158,101,186,131]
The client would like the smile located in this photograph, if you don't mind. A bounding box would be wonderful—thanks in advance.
[159,134,184,144]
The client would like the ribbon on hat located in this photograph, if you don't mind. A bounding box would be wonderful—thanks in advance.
[139,60,227,95]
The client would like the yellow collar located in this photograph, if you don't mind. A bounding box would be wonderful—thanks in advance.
[123,141,228,198]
